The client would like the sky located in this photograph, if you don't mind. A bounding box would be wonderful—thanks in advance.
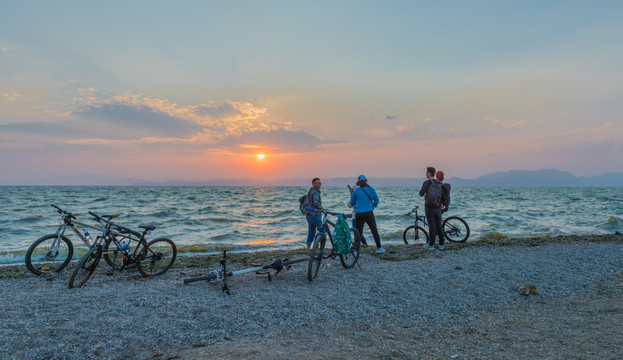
[1,1,622,184]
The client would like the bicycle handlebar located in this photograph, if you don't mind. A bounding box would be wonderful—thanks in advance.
[51,204,76,219]
[306,208,352,218]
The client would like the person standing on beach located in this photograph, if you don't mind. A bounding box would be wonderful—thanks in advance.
[419,167,446,250]
[350,175,384,253]
[348,184,368,247]
[436,170,451,214]
[304,178,324,250]
[434,170,451,245]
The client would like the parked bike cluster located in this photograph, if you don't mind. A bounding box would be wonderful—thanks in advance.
[25,204,177,289]
[26,204,469,293]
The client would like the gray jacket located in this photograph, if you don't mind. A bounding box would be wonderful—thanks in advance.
[308,187,322,213]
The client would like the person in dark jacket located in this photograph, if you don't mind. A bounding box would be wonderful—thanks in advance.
[434,170,451,245]
[436,170,451,213]
[419,167,446,250]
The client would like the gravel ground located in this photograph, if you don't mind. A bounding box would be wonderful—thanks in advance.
[1,238,622,360]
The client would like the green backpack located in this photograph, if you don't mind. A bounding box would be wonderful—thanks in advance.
[332,214,352,254]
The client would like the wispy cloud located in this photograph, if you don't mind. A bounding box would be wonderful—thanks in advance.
[215,128,335,152]
[0,92,334,153]
[485,116,534,128]
[1,93,24,102]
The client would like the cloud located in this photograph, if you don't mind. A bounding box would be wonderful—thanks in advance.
[216,128,336,152]
[74,102,203,138]
[0,91,336,154]
[486,116,534,128]
[2,93,24,102]
[385,115,398,121]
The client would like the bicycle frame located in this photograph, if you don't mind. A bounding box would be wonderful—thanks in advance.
[183,250,307,294]
[406,207,428,229]
[56,218,104,249]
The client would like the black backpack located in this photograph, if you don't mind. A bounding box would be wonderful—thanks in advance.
[298,189,312,215]
[425,179,443,208]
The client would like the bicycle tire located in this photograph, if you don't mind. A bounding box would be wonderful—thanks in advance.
[402,225,429,245]
[442,216,470,243]
[102,231,142,270]
[307,234,325,282]
[183,272,218,284]
[25,234,74,276]
[137,238,177,276]
[68,245,102,289]
[339,227,361,269]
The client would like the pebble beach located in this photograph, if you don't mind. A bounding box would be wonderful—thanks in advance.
[1,235,622,360]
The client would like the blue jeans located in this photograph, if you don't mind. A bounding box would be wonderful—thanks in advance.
[306,213,325,245]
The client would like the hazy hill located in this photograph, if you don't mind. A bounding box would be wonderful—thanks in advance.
[5,169,623,186]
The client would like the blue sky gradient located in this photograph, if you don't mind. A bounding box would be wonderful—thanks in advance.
[1,1,622,183]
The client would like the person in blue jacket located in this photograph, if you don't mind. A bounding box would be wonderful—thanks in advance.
[350,175,385,254]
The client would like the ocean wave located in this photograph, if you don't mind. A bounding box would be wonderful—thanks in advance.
[597,216,623,231]
[19,215,44,222]
[0,251,25,265]
[478,232,509,241]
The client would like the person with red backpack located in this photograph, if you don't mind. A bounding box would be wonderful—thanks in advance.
[419,167,446,250]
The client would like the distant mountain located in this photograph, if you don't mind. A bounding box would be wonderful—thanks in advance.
[4,170,623,186]
[450,169,623,187]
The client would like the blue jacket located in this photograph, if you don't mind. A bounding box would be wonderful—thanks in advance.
[350,186,379,213]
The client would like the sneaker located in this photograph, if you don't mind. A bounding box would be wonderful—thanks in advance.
[438,245,445,250]
[361,239,368,247]
[375,247,386,254]
[423,244,434,250]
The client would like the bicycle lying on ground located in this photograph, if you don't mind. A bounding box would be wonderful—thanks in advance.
[307,208,361,282]
[403,206,470,244]
[183,250,307,294]
[25,204,140,276]
[68,211,177,289]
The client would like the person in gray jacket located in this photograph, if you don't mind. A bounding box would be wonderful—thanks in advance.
[304,178,324,249]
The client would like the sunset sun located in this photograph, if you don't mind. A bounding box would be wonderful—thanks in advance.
[256,154,265,160]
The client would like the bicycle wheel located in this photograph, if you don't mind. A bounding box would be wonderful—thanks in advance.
[339,227,361,269]
[102,231,141,270]
[68,245,102,289]
[307,234,325,282]
[443,216,470,243]
[402,226,429,245]
[25,234,74,275]
[137,238,177,276]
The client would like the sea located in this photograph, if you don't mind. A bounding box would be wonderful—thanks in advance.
[1,186,622,265]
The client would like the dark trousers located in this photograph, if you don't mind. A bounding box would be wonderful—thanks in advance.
[355,211,381,248]
[425,207,444,246]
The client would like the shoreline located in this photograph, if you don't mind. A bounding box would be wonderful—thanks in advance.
[1,234,622,359]
[2,233,621,278]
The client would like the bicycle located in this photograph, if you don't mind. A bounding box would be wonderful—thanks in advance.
[307,208,361,282]
[183,250,307,294]
[68,211,177,289]
[402,206,470,244]
[25,204,140,276]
